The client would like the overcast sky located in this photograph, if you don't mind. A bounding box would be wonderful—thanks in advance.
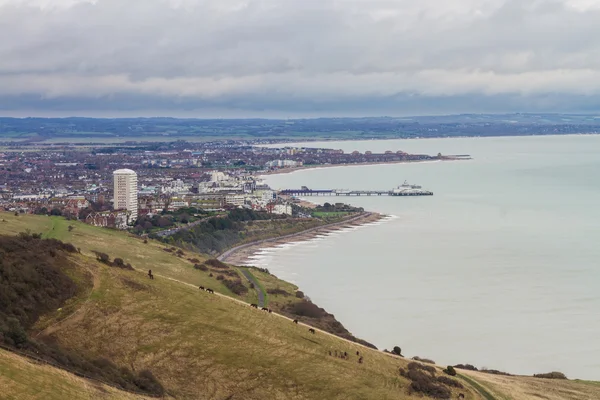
[1,0,600,117]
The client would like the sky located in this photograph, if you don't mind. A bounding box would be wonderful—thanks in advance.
[1,0,600,117]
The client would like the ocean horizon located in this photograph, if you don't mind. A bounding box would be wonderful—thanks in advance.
[258,134,600,380]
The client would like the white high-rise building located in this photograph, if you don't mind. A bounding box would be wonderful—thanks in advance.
[113,169,138,223]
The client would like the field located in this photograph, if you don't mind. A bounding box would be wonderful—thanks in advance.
[1,213,600,399]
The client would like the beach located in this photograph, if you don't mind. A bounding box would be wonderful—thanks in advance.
[218,212,384,265]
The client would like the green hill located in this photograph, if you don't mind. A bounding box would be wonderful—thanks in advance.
[0,348,149,400]
[1,212,599,400]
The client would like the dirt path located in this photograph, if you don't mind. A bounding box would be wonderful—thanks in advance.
[237,268,265,307]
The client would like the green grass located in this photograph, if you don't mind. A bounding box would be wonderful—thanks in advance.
[0,213,235,297]
[0,349,147,400]
[39,256,478,400]
[457,374,499,400]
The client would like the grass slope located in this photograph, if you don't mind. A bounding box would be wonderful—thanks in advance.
[0,348,149,400]
[2,213,599,399]
[36,256,479,400]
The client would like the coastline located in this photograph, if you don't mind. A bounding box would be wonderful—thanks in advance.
[218,212,385,266]
[258,157,468,176]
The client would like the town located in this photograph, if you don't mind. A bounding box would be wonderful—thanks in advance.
[0,141,446,230]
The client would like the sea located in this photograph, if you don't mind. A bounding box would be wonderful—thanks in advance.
[255,135,600,380]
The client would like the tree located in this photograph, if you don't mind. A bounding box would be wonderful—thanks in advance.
[392,346,402,356]
[50,208,62,216]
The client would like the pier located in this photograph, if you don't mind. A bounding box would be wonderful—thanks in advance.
[279,187,433,197]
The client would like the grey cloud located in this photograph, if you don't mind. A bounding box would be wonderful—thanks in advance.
[1,0,600,115]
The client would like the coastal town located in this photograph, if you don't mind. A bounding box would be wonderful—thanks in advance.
[0,141,446,230]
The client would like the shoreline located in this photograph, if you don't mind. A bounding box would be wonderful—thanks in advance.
[257,157,469,176]
[218,212,386,266]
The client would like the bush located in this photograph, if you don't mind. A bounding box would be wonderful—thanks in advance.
[93,251,110,264]
[443,365,457,376]
[534,371,567,380]
[408,362,436,376]
[404,368,451,399]
[454,364,478,371]
[412,356,435,364]
[249,283,255,289]
[133,369,165,395]
[437,375,463,388]
[392,346,402,356]
[205,259,229,269]
[286,300,327,318]
[113,258,124,267]
[267,288,291,297]
[216,274,225,281]
[223,279,248,296]
[481,368,512,376]
[194,264,209,271]
[295,290,304,298]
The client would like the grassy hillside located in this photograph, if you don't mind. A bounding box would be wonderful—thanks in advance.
[1,213,599,399]
[0,348,149,400]
[32,252,480,400]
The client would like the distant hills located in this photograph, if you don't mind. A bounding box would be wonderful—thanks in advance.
[1,114,599,143]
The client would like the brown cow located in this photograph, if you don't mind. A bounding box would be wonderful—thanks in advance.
[251,304,259,309]
[358,357,363,364]
[199,286,205,290]
[206,288,214,294]
[308,328,315,334]
[148,269,154,279]
[458,394,465,399]
[293,319,299,324]
[261,307,269,311]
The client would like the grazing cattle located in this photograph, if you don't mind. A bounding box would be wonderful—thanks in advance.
[251,304,258,309]
[308,328,315,334]
[358,357,363,364]
[293,319,299,324]
[148,270,154,280]
[261,307,269,311]
[328,351,332,356]
[356,351,360,356]
[199,286,205,290]
[268,309,273,313]
[344,352,347,358]
[206,288,214,294]
[458,394,465,399]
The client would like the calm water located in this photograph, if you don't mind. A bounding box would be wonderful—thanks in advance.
[258,135,600,380]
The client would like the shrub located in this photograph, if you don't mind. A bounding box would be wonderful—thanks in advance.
[534,372,567,380]
[443,366,457,376]
[206,259,229,269]
[92,251,110,264]
[249,283,255,289]
[143,239,148,244]
[194,264,209,271]
[437,375,463,388]
[295,290,305,298]
[481,368,512,376]
[113,258,124,267]
[216,274,225,281]
[209,273,213,277]
[454,364,478,371]
[267,288,291,297]
[189,258,200,264]
[404,369,451,399]
[408,361,436,375]
[412,356,435,364]
[286,300,327,318]
[392,346,402,356]
[223,279,248,296]
[133,369,165,395]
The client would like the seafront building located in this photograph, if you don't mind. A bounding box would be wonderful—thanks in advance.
[113,169,138,223]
